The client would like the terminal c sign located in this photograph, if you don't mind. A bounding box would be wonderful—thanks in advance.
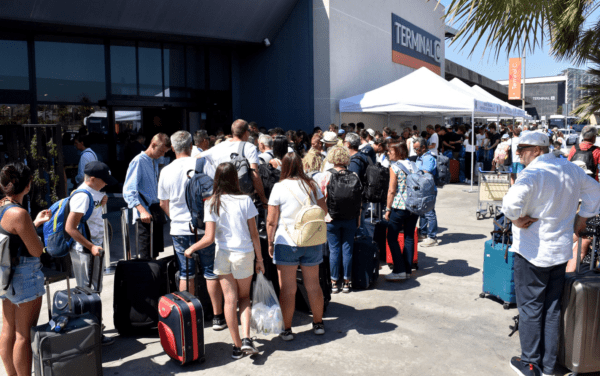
[392,13,442,74]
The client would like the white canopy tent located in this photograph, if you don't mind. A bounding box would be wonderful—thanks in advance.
[339,67,520,190]
[470,85,531,119]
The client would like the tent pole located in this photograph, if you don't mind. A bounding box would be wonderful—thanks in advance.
[471,110,475,191]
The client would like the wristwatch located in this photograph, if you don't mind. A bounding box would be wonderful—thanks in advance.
[385,208,392,212]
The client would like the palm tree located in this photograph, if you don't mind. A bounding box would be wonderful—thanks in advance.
[444,0,600,118]
[444,0,600,63]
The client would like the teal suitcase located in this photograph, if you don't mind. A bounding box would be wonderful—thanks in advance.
[480,239,516,309]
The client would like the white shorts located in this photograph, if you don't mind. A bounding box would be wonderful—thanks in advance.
[213,247,254,280]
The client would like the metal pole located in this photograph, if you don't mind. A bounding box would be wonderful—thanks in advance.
[121,207,130,261]
[102,205,113,275]
[522,42,526,111]
[471,110,475,190]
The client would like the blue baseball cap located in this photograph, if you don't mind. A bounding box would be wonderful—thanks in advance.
[84,161,118,186]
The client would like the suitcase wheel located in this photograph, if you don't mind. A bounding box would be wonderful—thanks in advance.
[479,292,486,299]
[503,302,511,310]
[199,356,206,364]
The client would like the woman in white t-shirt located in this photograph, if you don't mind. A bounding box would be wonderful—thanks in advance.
[463,130,477,183]
[185,162,264,359]
[267,153,327,341]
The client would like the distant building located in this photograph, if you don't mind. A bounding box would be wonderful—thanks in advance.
[497,68,594,121]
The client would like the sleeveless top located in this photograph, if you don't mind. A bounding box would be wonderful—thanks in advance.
[0,203,31,258]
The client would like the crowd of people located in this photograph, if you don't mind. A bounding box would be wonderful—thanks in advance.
[2,116,600,375]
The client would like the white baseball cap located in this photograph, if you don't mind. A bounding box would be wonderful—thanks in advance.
[518,132,549,147]
[366,128,376,137]
[501,134,510,139]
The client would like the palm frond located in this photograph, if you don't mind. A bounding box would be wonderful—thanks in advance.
[572,49,600,119]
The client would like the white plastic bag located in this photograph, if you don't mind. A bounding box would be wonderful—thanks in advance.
[251,272,284,336]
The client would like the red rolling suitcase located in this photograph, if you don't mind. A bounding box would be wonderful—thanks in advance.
[386,227,418,270]
[158,259,205,365]
[449,159,460,183]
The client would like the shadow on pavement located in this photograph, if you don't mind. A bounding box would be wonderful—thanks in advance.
[437,232,487,245]
[251,302,398,365]
[416,251,480,278]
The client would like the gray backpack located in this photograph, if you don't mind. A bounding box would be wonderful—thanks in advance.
[230,141,254,194]
[405,170,436,216]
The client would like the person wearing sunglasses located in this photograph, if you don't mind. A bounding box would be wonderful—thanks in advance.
[502,132,600,376]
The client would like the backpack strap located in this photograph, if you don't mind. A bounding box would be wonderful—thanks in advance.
[0,204,18,222]
[238,141,246,158]
[281,180,315,206]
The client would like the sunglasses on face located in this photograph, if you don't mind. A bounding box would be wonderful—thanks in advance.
[516,145,535,152]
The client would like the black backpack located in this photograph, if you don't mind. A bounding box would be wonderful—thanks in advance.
[257,163,281,199]
[230,141,254,194]
[326,169,362,220]
[364,162,390,203]
[571,144,597,176]
[434,153,450,188]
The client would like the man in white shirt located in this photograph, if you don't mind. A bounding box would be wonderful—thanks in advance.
[200,119,268,206]
[158,131,226,331]
[502,132,600,376]
[191,130,209,158]
[73,134,98,185]
[426,125,439,156]
[258,134,274,164]
[373,137,389,168]
[66,161,117,345]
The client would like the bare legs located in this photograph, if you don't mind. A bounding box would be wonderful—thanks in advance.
[0,297,42,376]
[277,264,323,329]
[218,274,252,348]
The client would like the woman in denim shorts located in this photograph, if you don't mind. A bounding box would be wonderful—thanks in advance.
[267,153,327,341]
[0,163,51,376]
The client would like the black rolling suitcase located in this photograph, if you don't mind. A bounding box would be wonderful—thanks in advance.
[53,251,104,324]
[254,233,280,297]
[113,218,177,335]
[32,270,102,376]
[296,253,332,313]
[351,238,379,289]
[158,259,205,365]
[373,220,388,262]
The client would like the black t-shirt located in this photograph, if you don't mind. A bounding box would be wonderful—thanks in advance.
[444,132,464,152]
[489,133,501,150]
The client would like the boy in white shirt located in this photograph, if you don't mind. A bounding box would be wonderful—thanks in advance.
[66,161,116,345]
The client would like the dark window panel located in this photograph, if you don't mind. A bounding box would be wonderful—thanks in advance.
[164,44,186,98]
[138,43,162,97]
[0,40,29,91]
[110,42,137,96]
[35,41,105,102]
[209,48,230,91]
[186,46,205,91]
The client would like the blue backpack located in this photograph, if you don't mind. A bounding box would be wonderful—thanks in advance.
[405,170,436,216]
[43,189,95,257]
[185,158,214,232]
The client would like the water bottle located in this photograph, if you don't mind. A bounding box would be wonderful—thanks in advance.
[51,315,69,333]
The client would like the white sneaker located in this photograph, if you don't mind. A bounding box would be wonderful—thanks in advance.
[385,272,407,281]
[421,237,439,247]
[417,234,427,242]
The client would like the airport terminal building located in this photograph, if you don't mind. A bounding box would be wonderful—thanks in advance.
[0,0,447,182]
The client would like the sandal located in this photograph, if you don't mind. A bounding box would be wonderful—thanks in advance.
[331,281,339,294]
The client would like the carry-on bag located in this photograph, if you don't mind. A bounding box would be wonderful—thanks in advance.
[32,271,102,376]
[352,238,379,289]
[480,213,515,308]
[559,237,600,375]
[449,159,460,183]
[385,227,419,270]
[53,251,104,324]
[373,220,388,262]
[113,217,177,335]
[296,254,332,313]
[158,258,205,365]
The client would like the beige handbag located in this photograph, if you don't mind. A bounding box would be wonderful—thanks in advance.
[282,181,327,247]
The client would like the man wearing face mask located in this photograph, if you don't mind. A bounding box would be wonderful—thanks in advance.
[503,132,600,376]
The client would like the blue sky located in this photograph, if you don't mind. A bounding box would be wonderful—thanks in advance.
[439,0,596,81]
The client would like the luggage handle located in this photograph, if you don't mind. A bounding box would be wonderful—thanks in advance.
[135,218,153,259]
[576,234,597,274]
[46,274,72,321]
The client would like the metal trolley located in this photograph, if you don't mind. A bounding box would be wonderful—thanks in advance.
[476,168,512,220]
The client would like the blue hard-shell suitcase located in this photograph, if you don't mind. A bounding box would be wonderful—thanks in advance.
[480,239,516,309]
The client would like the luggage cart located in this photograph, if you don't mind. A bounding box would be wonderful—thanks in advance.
[476,169,511,220]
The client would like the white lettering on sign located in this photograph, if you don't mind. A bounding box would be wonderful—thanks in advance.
[394,21,442,63]
[533,96,557,101]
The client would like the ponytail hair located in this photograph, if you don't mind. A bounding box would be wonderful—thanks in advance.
[0,162,32,196]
